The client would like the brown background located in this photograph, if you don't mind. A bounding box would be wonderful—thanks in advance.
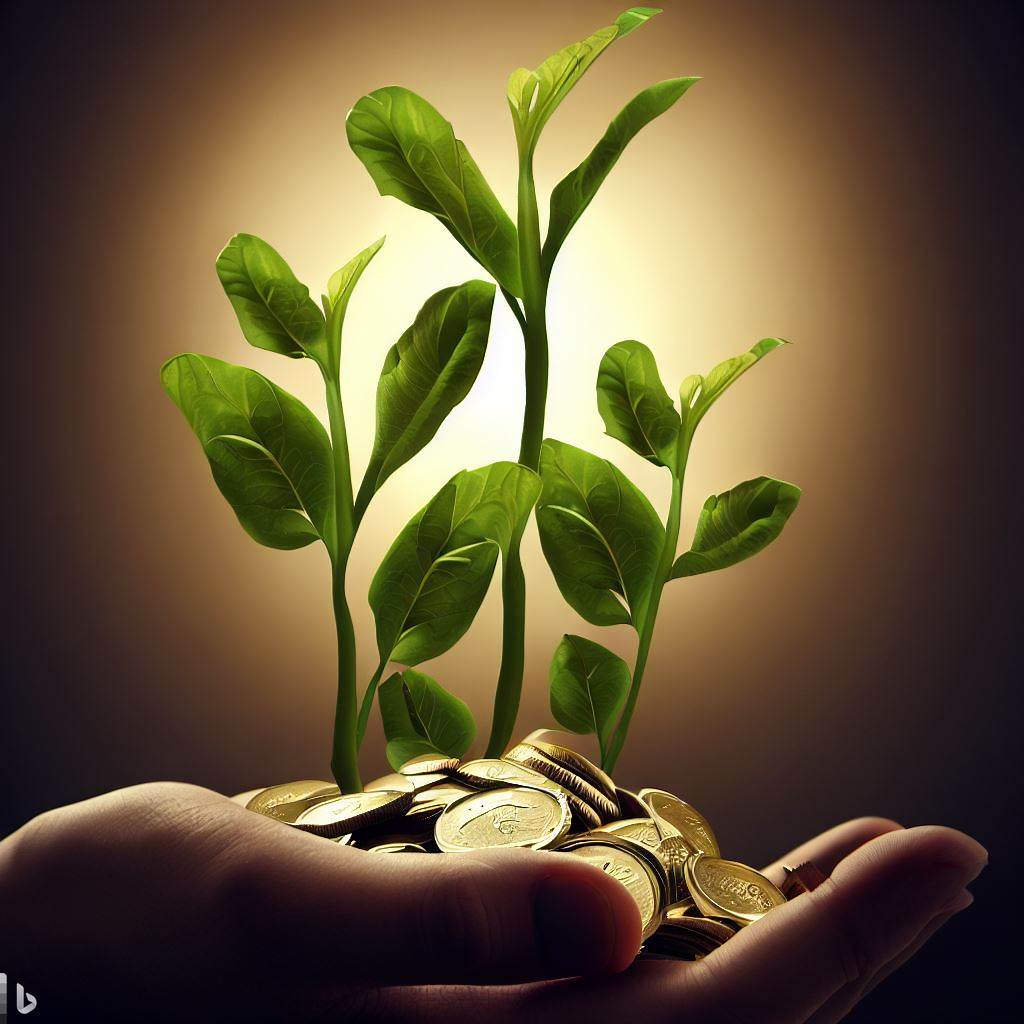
[2,2,1019,1020]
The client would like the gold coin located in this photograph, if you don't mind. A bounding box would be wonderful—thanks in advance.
[407,782,476,822]
[510,749,619,822]
[595,817,663,853]
[451,759,601,830]
[639,789,720,855]
[449,758,552,789]
[399,754,461,776]
[525,740,618,804]
[362,772,413,793]
[560,836,667,940]
[285,789,413,838]
[245,780,337,818]
[665,897,698,918]
[657,835,696,903]
[364,771,451,793]
[644,914,736,960]
[684,855,787,925]
[564,794,602,832]
[369,842,427,853]
[434,786,571,852]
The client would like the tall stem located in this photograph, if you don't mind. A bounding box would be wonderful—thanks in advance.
[484,545,527,756]
[330,555,360,792]
[604,467,685,774]
[516,157,549,469]
[324,369,361,793]
[484,152,548,757]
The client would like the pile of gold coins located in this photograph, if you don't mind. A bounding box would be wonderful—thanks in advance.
[245,733,816,960]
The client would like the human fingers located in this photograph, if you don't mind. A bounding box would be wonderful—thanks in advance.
[681,826,987,1024]
[219,805,643,985]
[762,816,903,886]
[804,887,973,1024]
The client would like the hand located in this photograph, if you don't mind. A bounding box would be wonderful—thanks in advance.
[0,785,984,1023]
[0,782,638,1020]
[375,817,986,1024]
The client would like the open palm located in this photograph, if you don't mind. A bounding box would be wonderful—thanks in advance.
[0,784,984,1022]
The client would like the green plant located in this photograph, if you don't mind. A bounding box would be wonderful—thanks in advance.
[163,6,801,791]
[537,339,802,771]
[162,233,541,792]
[346,5,697,758]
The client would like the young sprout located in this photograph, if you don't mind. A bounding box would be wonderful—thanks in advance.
[163,233,516,791]
[346,6,697,756]
[538,339,801,770]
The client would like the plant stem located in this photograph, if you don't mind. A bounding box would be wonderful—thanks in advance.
[323,369,361,793]
[484,545,526,756]
[515,158,549,469]
[324,372,356,551]
[604,466,685,774]
[329,555,361,793]
[484,152,548,757]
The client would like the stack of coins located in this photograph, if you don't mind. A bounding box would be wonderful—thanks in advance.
[245,734,802,960]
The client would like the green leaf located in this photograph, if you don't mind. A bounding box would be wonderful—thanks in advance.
[681,338,789,437]
[597,340,681,466]
[671,477,801,579]
[370,462,541,665]
[542,77,698,275]
[215,234,327,361]
[445,460,543,558]
[162,354,334,550]
[379,669,476,770]
[549,634,629,764]
[325,235,385,366]
[327,236,385,312]
[537,439,664,629]
[357,280,496,514]
[346,87,522,296]
[507,7,662,152]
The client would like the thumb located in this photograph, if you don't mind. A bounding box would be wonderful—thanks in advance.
[223,821,642,985]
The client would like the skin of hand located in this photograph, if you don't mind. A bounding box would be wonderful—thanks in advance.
[0,784,985,1023]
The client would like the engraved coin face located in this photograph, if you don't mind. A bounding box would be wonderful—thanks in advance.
[246,781,338,818]
[456,760,600,830]
[434,786,570,852]
[288,789,412,838]
[455,759,554,789]
[597,817,663,852]
[685,855,787,924]
[564,840,663,940]
[639,789,720,855]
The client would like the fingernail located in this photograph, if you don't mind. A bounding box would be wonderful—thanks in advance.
[535,874,618,977]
